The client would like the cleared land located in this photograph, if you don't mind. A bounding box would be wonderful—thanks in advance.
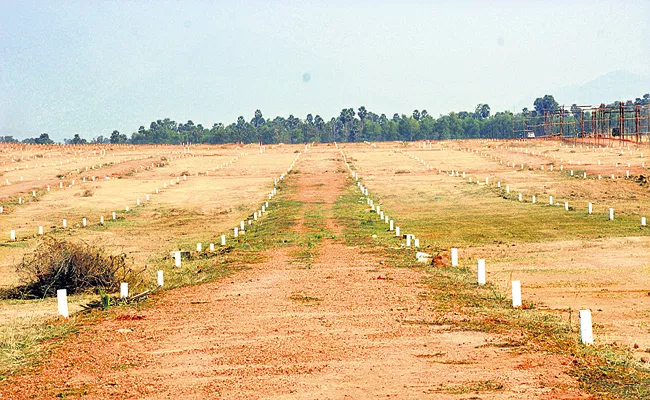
[0,143,298,366]
[1,141,649,399]
[343,140,650,352]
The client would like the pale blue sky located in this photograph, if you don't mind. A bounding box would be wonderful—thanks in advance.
[1,0,649,141]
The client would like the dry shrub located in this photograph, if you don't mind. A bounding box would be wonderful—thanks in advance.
[1,237,143,299]
[74,188,95,197]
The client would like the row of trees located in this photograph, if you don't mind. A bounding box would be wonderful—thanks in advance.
[95,102,512,145]
[4,94,648,145]
[112,105,513,145]
[1,133,55,144]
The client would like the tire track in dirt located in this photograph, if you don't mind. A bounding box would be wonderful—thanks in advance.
[1,147,590,399]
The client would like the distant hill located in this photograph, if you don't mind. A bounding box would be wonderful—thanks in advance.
[553,70,650,107]
[513,70,650,112]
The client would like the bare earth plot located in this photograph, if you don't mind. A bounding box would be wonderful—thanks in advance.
[0,145,590,399]
[0,144,194,282]
[0,145,295,283]
[0,144,297,358]
[344,141,650,353]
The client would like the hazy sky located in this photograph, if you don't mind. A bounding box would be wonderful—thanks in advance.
[1,0,649,141]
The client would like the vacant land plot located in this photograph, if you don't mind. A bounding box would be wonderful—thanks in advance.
[344,140,650,352]
[1,141,649,399]
[0,143,300,367]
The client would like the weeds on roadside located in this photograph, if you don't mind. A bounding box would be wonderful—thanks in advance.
[0,315,79,380]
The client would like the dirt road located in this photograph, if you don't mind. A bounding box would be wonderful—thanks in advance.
[1,148,590,399]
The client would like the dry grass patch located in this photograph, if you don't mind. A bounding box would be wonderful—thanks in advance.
[288,293,322,303]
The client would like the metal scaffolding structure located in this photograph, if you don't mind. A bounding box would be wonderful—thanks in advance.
[513,103,650,145]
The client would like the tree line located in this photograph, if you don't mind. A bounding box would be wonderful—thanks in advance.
[118,104,512,145]
[4,93,648,145]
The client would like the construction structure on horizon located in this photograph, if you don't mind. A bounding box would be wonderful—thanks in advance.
[513,102,650,144]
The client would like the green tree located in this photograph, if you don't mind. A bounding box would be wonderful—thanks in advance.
[314,115,324,131]
[419,113,435,138]
[70,134,87,144]
[304,113,319,142]
[35,133,54,144]
[570,104,582,120]
[474,104,491,120]
[533,95,559,115]
[398,116,419,140]
[362,120,381,141]
[463,118,480,138]
[110,130,128,144]
[339,108,356,141]
[251,109,265,128]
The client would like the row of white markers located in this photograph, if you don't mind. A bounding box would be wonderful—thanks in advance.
[458,145,645,182]
[355,146,596,345]
[341,149,425,251]
[56,146,306,318]
[460,171,646,226]
[494,140,645,163]
[171,148,304,268]
[1,150,200,216]
[6,153,246,241]
[1,145,193,172]
[2,152,159,185]
[400,151,648,227]
[474,254,593,345]
[56,273,165,318]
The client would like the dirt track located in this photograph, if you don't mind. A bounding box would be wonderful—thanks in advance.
[1,149,591,399]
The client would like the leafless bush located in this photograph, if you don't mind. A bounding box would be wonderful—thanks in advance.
[1,237,143,299]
